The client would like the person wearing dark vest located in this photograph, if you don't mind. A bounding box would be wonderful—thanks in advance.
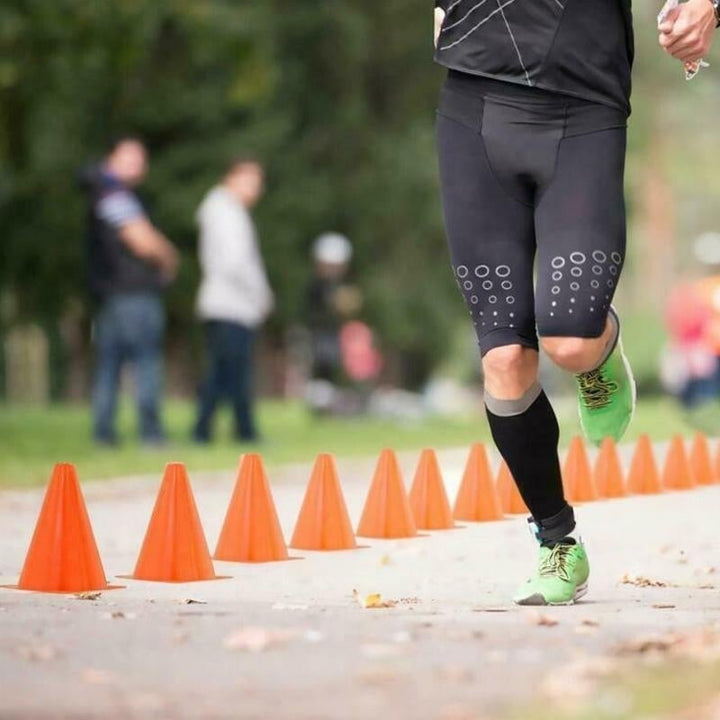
[81,137,178,446]
[433,1,636,605]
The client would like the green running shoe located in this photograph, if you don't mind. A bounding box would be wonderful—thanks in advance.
[514,541,590,606]
[576,314,636,446]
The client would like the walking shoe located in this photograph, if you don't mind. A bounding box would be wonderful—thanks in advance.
[513,540,590,606]
[576,312,636,446]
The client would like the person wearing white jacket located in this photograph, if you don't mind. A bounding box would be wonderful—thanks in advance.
[193,158,273,443]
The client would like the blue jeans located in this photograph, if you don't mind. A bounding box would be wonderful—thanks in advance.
[92,293,165,443]
[193,320,257,442]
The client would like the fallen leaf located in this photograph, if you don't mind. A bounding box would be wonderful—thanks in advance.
[81,668,115,685]
[652,603,676,609]
[101,611,136,620]
[580,618,600,627]
[697,583,716,590]
[74,592,102,601]
[352,589,397,609]
[181,598,207,605]
[525,610,559,627]
[472,607,509,613]
[379,554,391,566]
[223,627,297,652]
[360,643,405,659]
[620,574,671,588]
[271,602,309,611]
[357,667,403,685]
[17,644,57,662]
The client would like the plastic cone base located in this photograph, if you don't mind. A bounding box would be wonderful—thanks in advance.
[357,449,417,538]
[453,444,503,522]
[662,435,696,491]
[690,433,715,486]
[290,454,358,551]
[594,437,626,498]
[409,449,455,530]
[215,454,290,563]
[563,436,598,503]
[131,463,220,582]
[627,434,662,495]
[6,463,119,594]
[496,460,528,515]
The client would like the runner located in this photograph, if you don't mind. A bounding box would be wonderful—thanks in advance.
[433,0,636,605]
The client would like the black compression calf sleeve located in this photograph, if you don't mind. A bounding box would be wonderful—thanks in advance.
[485,389,571,528]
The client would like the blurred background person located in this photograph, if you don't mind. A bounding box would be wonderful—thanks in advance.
[193,158,273,444]
[79,137,178,446]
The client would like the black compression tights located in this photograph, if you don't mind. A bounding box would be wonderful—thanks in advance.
[436,73,628,357]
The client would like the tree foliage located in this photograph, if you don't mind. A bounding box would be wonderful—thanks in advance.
[0,0,456,391]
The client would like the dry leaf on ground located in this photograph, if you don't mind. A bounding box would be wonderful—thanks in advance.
[181,598,207,605]
[101,611,136,620]
[17,644,57,662]
[652,603,676,609]
[620,574,671,588]
[74,591,102,601]
[352,589,397,609]
[525,610,559,627]
[223,627,297,652]
[614,630,720,660]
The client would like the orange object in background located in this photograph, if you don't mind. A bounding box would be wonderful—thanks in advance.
[357,449,417,538]
[215,454,289,563]
[453,443,503,522]
[690,433,715,486]
[496,460,528,515]
[627,434,663,495]
[594,438,626,498]
[662,435,696,490]
[563,436,598,503]
[133,463,217,582]
[13,463,111,593]
[290,454,357,550]
[409,449,454,530]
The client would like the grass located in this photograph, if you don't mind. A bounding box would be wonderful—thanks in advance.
[508,659,720,720]
[0,393,703,488]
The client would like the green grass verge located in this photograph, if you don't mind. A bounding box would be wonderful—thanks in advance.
[0,395,701,488]
[507,659,720,720]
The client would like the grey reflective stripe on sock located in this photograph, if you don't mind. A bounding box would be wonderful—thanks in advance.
[484,381,543,417]
[590,307,620,371]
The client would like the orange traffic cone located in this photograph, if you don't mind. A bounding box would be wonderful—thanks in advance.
[690,432,715,486]
[9,463,114,593]
[409,449,454,530]
[132,463,217,582]
[662,435,696,490]
[627,434,662,495]
[357,449,417,538]
[496,460,528,515]
[453,443,503,522]
[563,436,598,503]
[290,454,357,550]
[215,454,289,562]
[715,441,720,484]
[594,437,626,498]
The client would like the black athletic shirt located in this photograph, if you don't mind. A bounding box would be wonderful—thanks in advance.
[434,0,634,113]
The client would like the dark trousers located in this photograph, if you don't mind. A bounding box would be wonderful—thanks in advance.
[194,320,258,442]
[92,292,165,443]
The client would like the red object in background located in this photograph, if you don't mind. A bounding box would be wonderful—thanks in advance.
[339,321,383,382]
[665,283,712,344]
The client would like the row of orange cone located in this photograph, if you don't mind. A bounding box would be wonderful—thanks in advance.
[8,433,719,594]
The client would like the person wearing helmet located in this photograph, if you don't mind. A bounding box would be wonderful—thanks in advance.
[433,1,636,605]
[305,233,364,412]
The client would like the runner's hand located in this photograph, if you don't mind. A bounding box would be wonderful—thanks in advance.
[659,0,716,63]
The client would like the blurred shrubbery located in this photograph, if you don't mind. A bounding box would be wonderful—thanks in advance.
[1,1,719,397]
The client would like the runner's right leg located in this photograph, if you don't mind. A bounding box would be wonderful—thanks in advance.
[436,82,583,604]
